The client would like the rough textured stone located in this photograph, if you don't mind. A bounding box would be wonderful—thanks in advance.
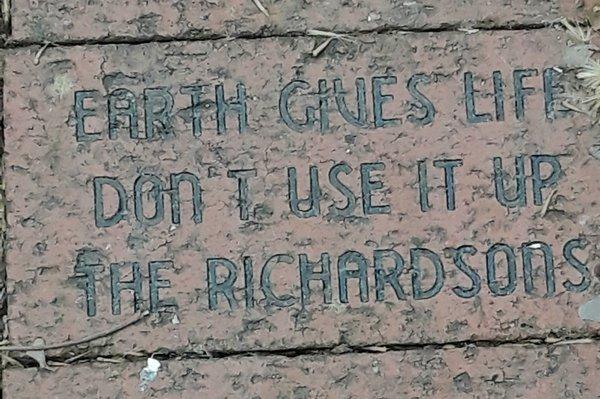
[4,29,599,356]
[9,0,578,43]
[4,343,600,398]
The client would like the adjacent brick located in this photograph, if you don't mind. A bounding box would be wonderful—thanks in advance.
[4,29,599,356]
[4,343,600,398]
[10,0,578,43]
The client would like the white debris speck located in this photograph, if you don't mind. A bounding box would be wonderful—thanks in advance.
[147,358,161,372]
[139,358,161,392]
[367,12,381,22]
[458,28,480,34]
[172,314,180,324]
[528,243,543,249]
[371,360,381,375]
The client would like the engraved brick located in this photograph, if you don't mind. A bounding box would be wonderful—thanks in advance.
[4,29,598,355]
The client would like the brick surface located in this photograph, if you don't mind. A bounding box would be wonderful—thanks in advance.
[4,343,600,398]
[4,29,599,356]
[10,0,578,43]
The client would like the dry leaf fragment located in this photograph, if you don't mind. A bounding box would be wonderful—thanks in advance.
[25,338,55,371]
[577,59,600,89]
[561,18,591,43]
[575,59,600,121]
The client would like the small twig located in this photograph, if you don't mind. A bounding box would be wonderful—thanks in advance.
[252,0,269,17]
[308,29,359,57]
[33,41,54,65]
[307,29,357,43]
[457,28,480,34]
[312,37,334,57]
[96,356,125,364]
[552,338,595,346]
[363,346,388,353]
[308,29,343,38]
[540,188,558,218]
[0,311,150,352]
[64,350,91,364]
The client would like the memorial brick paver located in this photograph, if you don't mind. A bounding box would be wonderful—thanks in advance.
[3,28,598,357]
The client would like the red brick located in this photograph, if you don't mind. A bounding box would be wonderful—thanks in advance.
[4,29,598,355]
[4,342,600,398]
[10,0,578,43]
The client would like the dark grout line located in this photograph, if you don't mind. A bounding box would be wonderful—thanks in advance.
[0,73,6,399]
[0,21,560,50]
[4,332,600,370]
[0,62,6,399]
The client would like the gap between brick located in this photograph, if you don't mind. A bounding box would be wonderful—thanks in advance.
[0,21,556,50]
[4,332,600,370]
